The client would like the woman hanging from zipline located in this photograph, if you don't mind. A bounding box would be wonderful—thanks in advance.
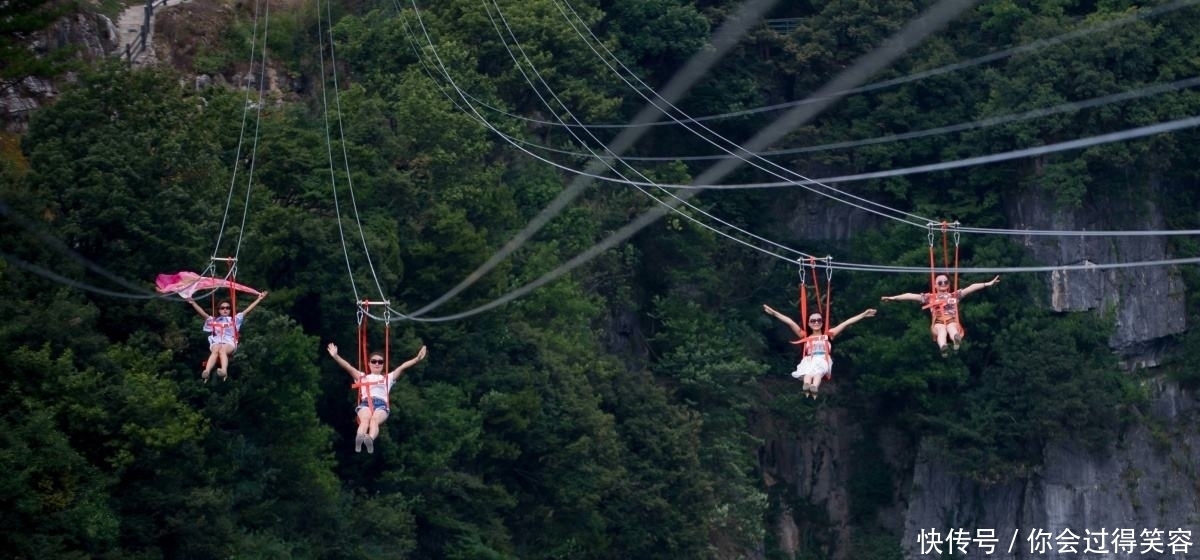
[185,290,268,382]
[880,274,998,357]
[879,222,999,356]
[159,258,268,382]
[326,341,427,454]
[763,257,876,398]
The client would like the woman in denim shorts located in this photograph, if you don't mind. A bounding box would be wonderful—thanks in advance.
[327,342,427,453]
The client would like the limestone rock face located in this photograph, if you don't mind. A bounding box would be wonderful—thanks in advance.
[901,381,1200,560]
[1,13,116,131]
[782,181,1188,362]
[1005,184,1187,365]
[762,184,1193,560]
[759,397,912,560]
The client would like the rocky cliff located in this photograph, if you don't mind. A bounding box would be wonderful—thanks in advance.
[901,379,1198,560]
[763,184,1195,560]
[0,11,117,131]
[1006,182,1188,367]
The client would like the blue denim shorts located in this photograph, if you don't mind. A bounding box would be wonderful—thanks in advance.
[356,397,389,414]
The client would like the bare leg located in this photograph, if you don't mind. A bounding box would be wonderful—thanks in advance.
[365,410,388,453]
[203,351,218,381]
[367,410,389,439]
[931,324,950,356]
[947,323,964,350]
[215,345,234,379]
[807,374,824,397]
[796,358,815,394]
[354,408,372,452]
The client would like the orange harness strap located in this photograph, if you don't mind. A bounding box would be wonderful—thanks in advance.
[924,222,964,338]
[795,256,833,345]
[354,302,393,418]
[351,377,386,406]
[357,302,373,417]
[228,265,240,343]
[798,273,807,339]
[204,258,241,343]
[800,334,833,379]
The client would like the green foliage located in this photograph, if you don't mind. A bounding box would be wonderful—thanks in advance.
[847,530,904,560]
[0,408,119,558]
[912,311,1133,483]
[1165,322,1200,388]
[651,295,770,552]
[23,63,226,280]
[0,0,79,86]
[847,437,893,523]
[4,0,1199,557]
[596,0,708,83]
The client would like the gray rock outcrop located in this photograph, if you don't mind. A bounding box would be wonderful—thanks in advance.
[1,12,117,131]
[1005,183,1187,365]
[901,380,1199,560]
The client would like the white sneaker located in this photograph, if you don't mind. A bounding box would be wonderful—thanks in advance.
[354,433,365,453]
[364,436,374,454]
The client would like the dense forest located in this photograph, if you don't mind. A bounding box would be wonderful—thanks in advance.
[2,0,1199,558]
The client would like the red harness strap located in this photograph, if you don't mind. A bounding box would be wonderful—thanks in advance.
[354,301,393,417]
[208,258,240,343]
[924,222,965,338]
[351,377,387,408]
[228,268,240,343]
[795,256,832,345]
[799,334,833,379]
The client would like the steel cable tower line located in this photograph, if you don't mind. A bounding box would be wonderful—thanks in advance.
[550,0,937,227]
[400,1,909,284]
[493,75,1200,162]
[207,0,271,282]
[396,0,931,290]
[434,0,1200,132]
[1,0,276,301]
[674,115,1200,193]
[459,110,1200,240]
[411,0,1200,242]
[0,201,162,298]
[825,257,1200,275]
[316,0,391,313]
[396,0,978,322]
[551,0,1200,239]
[388,34,1200,234]
[491,2,1200,274]
[551,0,1200,242]
[393,0,785,320]
[0,252,168,299]
[476,0,815,267]
[402,18,1200,242]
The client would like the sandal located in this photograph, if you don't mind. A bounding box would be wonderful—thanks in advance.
[217,369,228,381]
[201,370,211,383]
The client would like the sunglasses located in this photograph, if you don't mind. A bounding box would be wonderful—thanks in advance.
[369,359,385,365]
[808,318,823,323]
[935,281,949,286]
[219,306,231,310]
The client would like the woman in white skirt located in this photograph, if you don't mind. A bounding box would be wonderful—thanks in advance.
[763,305,876,398]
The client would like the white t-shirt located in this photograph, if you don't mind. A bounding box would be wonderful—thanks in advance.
[357,372,397,401]
[203,313,245,346]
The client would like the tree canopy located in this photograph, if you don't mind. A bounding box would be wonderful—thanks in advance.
[2,0,1198,557]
